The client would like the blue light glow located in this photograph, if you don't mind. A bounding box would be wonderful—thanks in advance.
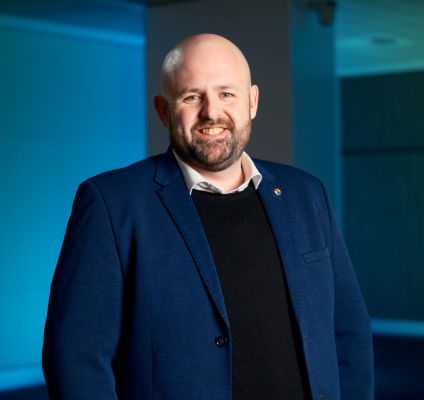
[0,363,44,392]
[371,318,424,338]
[0,8,146,370]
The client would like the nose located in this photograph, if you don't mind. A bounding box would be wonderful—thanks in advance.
[199,95,221,121]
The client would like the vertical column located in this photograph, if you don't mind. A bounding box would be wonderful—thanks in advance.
[290,1,340,216]
[146,0,292,165]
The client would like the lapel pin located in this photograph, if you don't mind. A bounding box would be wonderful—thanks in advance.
[274,188,281,196]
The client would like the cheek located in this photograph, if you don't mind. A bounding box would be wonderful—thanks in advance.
[226,102,251,121]
[173,108,197,130]
[229,110,250,127]
[170,114,195,142]
[183,119,202,139]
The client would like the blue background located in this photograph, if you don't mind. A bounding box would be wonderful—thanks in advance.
[0,16,146,373]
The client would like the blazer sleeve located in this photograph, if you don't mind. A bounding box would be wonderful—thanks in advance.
[320,182,374,399]
[42,180,123,399]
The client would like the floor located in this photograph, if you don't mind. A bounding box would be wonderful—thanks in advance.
[0,385,48,400]
[374,335,424,399]
[1,334,423,399]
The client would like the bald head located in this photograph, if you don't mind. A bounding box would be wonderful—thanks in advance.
[153,33,259,176]
[161,34,251,99]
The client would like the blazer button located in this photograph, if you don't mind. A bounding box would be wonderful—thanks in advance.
[215,336,228,348]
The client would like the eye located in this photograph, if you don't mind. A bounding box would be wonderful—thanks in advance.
[185,95,200,101]
[221,93,233,97]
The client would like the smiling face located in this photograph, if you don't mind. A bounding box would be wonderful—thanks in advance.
[154,35,259,172]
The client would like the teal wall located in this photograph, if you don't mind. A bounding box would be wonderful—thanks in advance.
[0,25,146,368]
[290,2,340,217]
[342,71,424,320]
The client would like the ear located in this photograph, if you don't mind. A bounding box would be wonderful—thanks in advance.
[154,94,169,128]
[249,85,259,120]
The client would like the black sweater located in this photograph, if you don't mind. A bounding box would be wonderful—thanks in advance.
[192,183,311,400]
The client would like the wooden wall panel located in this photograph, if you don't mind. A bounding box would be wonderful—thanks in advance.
[343,153,424,319]
[342,71,424,320]
[343,71,424,150]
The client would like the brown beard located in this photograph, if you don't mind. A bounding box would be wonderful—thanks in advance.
[169,113,252,172]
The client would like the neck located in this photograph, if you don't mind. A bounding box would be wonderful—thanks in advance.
[190,158,245,193]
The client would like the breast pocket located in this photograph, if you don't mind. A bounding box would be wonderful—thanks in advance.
[303,245,329,263]
[299,245,334,325]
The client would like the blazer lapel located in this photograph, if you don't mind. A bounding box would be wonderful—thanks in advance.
[154,150,303,330]
[256,164,304,326]
[154,148,230,330]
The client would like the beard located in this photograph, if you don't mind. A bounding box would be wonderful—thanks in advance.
[169,113,252,172]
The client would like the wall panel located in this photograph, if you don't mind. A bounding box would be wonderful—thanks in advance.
[0,26,146,368]
[342,71,424,319]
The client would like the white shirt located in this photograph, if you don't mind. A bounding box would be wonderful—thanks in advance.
[173,150,262,195]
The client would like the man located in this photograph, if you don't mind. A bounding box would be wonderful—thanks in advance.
[43,34,373,399]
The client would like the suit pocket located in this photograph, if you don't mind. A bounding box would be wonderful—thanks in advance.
[303,245,329,263]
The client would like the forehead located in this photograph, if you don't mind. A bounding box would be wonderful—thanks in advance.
[169,62,249,98]
[167,44,250,96]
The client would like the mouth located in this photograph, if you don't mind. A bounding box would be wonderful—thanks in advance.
[197,127,226,136]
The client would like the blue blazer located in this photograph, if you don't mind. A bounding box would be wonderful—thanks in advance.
[43,147,373,400]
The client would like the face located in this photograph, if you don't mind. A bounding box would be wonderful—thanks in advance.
[158,45,258,172]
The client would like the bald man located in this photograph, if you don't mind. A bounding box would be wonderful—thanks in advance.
[43,34,373,400]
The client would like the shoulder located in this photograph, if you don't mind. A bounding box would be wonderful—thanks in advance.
[69,154,164,211]
[252,159,334,234]
[70,153,168,217]
[86,153,162,193]
[253,158,323,189]
[252,158,329,211]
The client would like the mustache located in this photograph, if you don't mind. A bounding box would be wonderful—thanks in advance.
[191,118,235,132]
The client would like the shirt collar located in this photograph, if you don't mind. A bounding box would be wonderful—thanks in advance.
[173,150,262,195]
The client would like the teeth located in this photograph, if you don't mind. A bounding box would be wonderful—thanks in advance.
[200,128,225,135]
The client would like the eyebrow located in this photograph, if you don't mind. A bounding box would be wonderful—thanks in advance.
[177,85,240,97]
[215,85,238,91]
